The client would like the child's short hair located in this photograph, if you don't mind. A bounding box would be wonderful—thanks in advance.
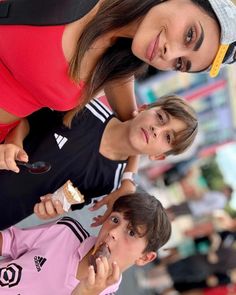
[112,191,171,253]
[148,95,198,155]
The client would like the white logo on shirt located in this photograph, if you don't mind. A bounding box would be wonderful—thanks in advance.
[54,133,68,149]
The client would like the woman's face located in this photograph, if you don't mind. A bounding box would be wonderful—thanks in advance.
[131,0,220,73]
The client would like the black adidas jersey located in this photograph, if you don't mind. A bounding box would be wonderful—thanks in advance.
[0,99,127,229]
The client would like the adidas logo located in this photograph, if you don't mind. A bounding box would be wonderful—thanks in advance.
[54,133,68,149]
[34,256,47,272]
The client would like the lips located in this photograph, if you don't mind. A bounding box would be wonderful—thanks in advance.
[146,31,161,62]
[141,128,149,143]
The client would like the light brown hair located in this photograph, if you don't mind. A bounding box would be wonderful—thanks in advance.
[147,95,198,155]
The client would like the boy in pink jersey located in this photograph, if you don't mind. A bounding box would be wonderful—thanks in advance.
[0,191,171,295]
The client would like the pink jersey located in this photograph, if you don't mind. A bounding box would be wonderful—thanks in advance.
[0,217,121,294]
[0,25,84,117]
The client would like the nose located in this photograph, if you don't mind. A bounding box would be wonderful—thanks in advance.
[150,126,157,138]
[162,42,187,62]
[108,225,121,241]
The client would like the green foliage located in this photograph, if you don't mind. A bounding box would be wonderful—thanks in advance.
[200,157,225,191]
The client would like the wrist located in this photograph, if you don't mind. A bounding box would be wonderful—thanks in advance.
[120,172,137,193]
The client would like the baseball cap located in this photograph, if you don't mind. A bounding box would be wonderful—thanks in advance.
[208,0,236,78]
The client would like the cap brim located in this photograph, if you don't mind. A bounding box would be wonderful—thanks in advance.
[209,44,229,78]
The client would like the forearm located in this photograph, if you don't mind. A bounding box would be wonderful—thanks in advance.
[4,118,30,147]
[104,77,137,121]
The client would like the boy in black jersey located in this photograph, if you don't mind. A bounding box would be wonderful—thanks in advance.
[0,95,197,229]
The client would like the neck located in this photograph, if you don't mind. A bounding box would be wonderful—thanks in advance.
[99,118,136,160]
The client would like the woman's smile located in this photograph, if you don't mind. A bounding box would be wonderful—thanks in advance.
[146,30,162,62]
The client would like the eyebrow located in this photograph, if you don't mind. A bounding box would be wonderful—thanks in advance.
[193,23,204,51]
[186,23,204,72]
[162,110,170,122]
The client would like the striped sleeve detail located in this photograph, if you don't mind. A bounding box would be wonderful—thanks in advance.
[85,99,112,123]
[57,217,90,242]
[111,163,126,192]
[93,98,112,116]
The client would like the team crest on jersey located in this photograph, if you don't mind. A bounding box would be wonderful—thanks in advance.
[0,263,22,288]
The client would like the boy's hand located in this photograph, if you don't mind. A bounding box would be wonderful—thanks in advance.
[89,180,136,227]
[0,143,28,173]
[72,257,120,295]
[34,195,65,220]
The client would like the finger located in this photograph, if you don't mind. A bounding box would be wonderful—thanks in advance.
[95,258,105,281]
[108,261,120,285]
[89,198,107,211]
[34,203,39,215]
[17,149,29,162]
[90,210,110,227]
[37,202,56,219]
[87,265,95,286]
[37,202,47,218]
[44,200,58,217]
[40,195,52,202]
[90,216,103,227]
[4,147,20,172]
[53,200,65,215]
[100,256,109,275]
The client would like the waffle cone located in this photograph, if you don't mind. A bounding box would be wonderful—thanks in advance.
[62,180,84,204]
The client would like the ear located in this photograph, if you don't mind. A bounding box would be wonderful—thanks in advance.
[135,251,157,266]
[138,104,148,112]
[148,154,166,161]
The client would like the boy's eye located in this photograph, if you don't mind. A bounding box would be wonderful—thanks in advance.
[166,133,171,144]
[127,229,136,237]
[110,216,119,224]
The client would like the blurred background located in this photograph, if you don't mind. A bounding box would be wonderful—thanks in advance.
[17,0,236,291]
[18,62,236,295]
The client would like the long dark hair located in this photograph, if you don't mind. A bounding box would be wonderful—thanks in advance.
[64,0,165,125]
[64,0,219,125]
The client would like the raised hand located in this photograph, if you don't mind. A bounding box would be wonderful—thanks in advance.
[89,179,136,227]
[0,143,28,173]
[72,257,120,295]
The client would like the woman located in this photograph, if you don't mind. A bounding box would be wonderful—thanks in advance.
[0,0,235,143]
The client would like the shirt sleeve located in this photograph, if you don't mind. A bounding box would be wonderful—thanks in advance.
[99,275,122,295]
[1,222,55,259]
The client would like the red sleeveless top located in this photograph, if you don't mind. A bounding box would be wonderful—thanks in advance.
[0,25,84,117]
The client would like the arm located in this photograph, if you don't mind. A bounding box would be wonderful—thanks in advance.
[104,77,137,121]
[89,155,139,227]
[89,80,139,226]
[4,118,30,147]
[0,118,29,172]
[0,222,52,259]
